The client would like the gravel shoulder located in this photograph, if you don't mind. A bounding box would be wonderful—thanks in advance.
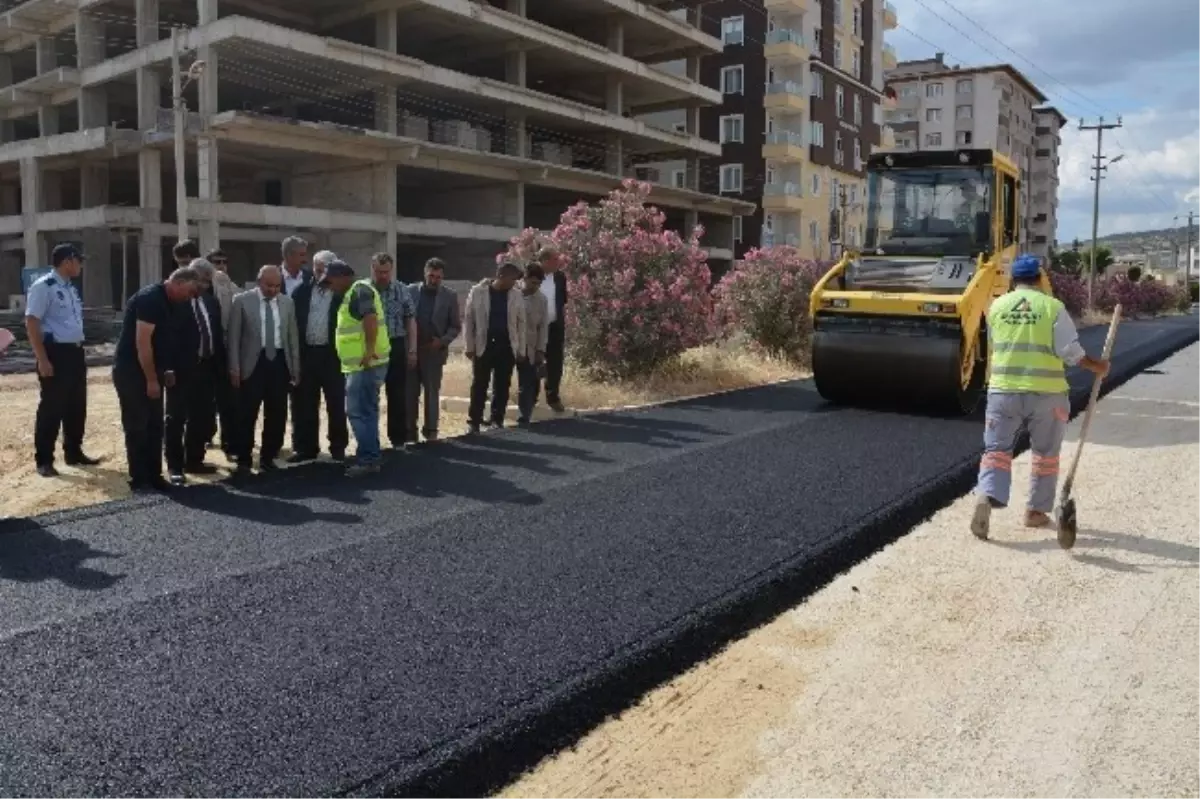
[502,345,1200,799]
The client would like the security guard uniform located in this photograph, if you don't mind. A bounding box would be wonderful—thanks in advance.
[24,243,99,474]
[972,253,1088,538]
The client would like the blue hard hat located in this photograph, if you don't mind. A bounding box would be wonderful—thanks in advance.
[1011,253,1041,278]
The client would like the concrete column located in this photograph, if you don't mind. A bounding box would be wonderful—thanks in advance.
[605,76,623,115]
[35,37,59,136]
[606,18,624,55]
[685,107,700,135]
[139,148,163,284]
[504,182,524,229]
[19,158,47,267]
[80,161,112,305]
[372,163,397,257]
[505,110,527,157]
[686,5,701,26]
[136,0,161,130]
[505,49,526,87]
[685,55,700,82]
[76,14,109,128]
[197,0,220,251]
[374,10,398,134]
[605,133,624,176]
[684,209,699,237]
[506,0,527,15]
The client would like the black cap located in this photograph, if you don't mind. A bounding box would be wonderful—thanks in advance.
[318,260,355,284]
[51,243,85,266]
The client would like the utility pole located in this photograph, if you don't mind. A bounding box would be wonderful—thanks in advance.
[1079,116,1122,312]
[1186,210,1196,286]
[171,26,206,243]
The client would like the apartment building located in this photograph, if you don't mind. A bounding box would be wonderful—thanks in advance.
[0,0,754,308]
[881,54,1061,259]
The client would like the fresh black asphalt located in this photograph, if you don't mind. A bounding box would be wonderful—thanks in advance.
[0,314,1195,797]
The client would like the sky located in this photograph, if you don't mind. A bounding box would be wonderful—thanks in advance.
[890,0,1200,243]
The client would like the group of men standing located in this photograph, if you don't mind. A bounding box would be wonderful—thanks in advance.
[23,235,569,493]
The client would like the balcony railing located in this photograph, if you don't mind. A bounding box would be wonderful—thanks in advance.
[765,80,804,97]
[764,181,803,197]
[766,28,806,47]
[766,130,806,147]
[762,233,801,247]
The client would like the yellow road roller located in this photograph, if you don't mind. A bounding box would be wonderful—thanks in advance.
[809,147,1052,415]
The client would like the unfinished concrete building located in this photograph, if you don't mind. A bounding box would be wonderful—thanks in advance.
[0,0,755,308]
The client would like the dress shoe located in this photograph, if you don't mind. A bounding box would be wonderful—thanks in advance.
[149,476,174,492]
[286,452,315,464]
[330,451,346,462]
[65,452,101,466]
[184,463,219,475]
[36,463,59,477]
[168,472,187,487]
[259,459,279,472]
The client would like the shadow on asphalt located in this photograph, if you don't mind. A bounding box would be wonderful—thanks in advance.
[449,434,614,466]
[0,522,126,590]
[170,484,365,525]
[538,413,716,448]
[990,528,1200,574]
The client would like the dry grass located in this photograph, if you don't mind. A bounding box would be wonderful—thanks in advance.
[0,344,803,519]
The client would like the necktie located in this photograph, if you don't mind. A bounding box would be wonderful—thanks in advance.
[264,299,277,360]
[194,299,212,359]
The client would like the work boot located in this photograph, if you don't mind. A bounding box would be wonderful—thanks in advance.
[1024,510,1052,528]
[970,494,992,540]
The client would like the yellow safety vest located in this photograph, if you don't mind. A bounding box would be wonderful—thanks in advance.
[335,279,391,374]
[987,287,1069,394]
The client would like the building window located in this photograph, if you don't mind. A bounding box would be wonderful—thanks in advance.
[810,121,825,146]
[764,213,775,234]
[811,171,821,196]
[926,132,942,146]
[810,219,820,244]
[854,138,862,163]
[719,163,743,193]
[810,68,824,98]
[956,79,972,95]
[849,184,858,204]
[720,114,744,143]
[834,40,842,68]
[834,132,844,165]
[720,65,744,94]
[766,165,776,184]
[733,215,743,241]
[926,82,944,97]
[851,50,861,79]
[853,4,861,36]
[833,0,842,26]
[835,85,845,117]
[671,169,686,188]
[721,16,744,45]
[899,85,917,98]
[956,104,973,119]
[854,95,862,125]
[766,113,775,135]
[926,108,942,122]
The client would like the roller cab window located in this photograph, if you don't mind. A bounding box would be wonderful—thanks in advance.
[864,166,994,257]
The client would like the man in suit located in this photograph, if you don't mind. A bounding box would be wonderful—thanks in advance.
[406,257,460,443]
[280,235,312,297]
[537,244,569,412]
[204,247,237,456]
[462,261,526,433]
[227,265,301,473]
[289,249,349,462]
[163,258,226,485]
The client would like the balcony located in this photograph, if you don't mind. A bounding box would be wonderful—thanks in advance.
[764,0,810,13]
[764,28,809,63]
[763,130,807,161]
[763,181,805,212]
[764,80,807,112]
[763,232,801,247]
[882,43,897,69]
[883,1,898,29]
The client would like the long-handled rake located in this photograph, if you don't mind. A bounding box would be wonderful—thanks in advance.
[1056,304,1123,550]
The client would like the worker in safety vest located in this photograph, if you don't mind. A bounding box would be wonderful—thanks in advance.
[970,253,1110,539]
[324,260,392,476]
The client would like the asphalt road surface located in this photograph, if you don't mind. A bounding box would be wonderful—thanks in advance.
[0,315,1195,797]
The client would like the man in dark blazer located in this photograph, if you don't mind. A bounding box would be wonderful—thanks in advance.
[537,245,568,412]
[406,257,460,443]
[280,235,313,297]
[164,258,226,484]
[288,250,349,462]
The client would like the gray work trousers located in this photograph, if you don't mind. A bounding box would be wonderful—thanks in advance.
[975,390,1070,513]
[406,346,446,438]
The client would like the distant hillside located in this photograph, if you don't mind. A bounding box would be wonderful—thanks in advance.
[1060,225,1195,256]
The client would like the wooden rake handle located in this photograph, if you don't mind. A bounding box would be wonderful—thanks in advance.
[1062,304,1123,495]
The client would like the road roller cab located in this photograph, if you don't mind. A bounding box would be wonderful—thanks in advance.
[808,148,1050,415]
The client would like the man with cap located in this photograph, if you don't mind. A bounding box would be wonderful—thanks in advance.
[970,253,1111,540]
[323,260,390,476]
[24,243,100,476]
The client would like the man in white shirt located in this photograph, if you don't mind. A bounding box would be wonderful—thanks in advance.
[280,235,312,296]
[164,259,225,484]
[537,244,569,412]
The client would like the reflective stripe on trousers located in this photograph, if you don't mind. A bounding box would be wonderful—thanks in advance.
[975,390,1070,513]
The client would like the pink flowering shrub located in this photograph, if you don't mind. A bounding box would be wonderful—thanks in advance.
[1049,270,1189,318]
[713,246,829,364]
[500,179,716,378]
[1048,270,1088,317]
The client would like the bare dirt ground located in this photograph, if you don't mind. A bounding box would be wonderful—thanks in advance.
[0,345,799,519]
[502,346,1200,799]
